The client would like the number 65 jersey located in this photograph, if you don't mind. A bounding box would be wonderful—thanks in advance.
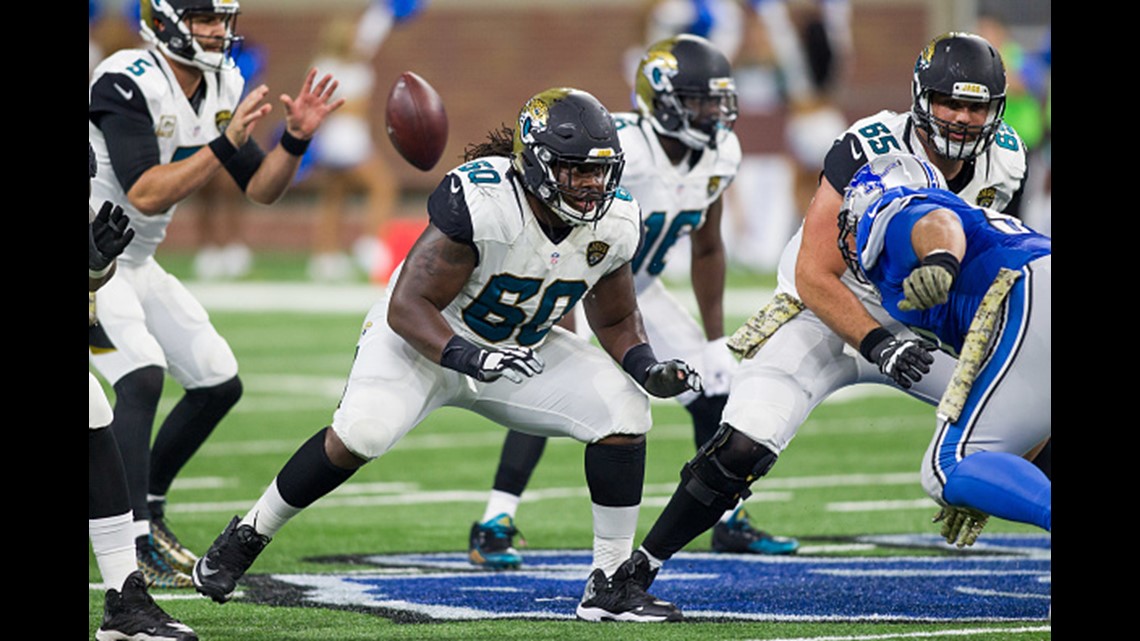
[611,114,741,294]
[411,156,643,350]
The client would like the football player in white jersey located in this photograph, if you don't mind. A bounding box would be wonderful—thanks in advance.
[597,32,1050,620]
[467,34,797,572]
[192,88,702,623]
[90,143,198,641]
[88,0,344,587]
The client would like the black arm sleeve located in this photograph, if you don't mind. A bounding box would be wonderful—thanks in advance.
[426,173,479,264]
[222,138,267,192]
[821,132,867,194]
[90,73,160,194]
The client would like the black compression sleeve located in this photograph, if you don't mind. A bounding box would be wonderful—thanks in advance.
[95,111,161,194]
[222,138,267,192]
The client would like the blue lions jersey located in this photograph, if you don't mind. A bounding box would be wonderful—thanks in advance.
[855,188,1051,354]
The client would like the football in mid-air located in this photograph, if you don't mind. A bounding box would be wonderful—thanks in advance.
[385,71,448,172]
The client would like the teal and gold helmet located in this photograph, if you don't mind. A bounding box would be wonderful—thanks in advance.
[634,34,737,151]
[512,88,625,226]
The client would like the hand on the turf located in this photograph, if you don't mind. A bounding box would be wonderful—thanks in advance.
[932,505,989,548]
[867,335,936,389]
[643,359,703,398]
[474,346,544,383]
[899,264,954,311]
[89,201,134,271]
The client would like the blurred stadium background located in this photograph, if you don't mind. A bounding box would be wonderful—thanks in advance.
[90,0,1050,280]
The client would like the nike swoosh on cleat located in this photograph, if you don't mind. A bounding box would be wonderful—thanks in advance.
[197,559,220,577]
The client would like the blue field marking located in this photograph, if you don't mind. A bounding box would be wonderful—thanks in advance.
[243,534,1049,622]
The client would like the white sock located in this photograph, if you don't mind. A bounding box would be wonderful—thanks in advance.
[90,512,138,591]
[591,503,640,576]
[481,490,522,523]
[132,518,150,541]
[240,479,302,538]
[638,545,665,572]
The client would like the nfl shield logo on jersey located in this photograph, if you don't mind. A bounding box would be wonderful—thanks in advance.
[586,241,610,267]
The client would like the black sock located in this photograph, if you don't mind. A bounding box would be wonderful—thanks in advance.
[493,430,548,496]
[110,366,165,520]
[150,376,242,496]
[640,481,725,561]
[685,394,727,451]
[275,428,357,509]
[90,428,131,519]
[584,439,645,507]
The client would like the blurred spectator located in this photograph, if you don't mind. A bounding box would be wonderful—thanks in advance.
[89,0,142,80]
[191,38,268,281]
[753,0,852,218]
[304,0,425,283]
[976,13,1049,233]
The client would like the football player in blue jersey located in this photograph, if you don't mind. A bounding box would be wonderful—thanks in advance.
[89,0,345,587]
[592,31,1049,621]
[193,88,702,623]
[838,152,1050,545]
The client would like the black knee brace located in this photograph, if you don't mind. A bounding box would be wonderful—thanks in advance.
[680,423,777,513]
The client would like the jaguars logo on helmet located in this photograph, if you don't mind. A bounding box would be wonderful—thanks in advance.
[511,88,625,227]
[634,34,737,151]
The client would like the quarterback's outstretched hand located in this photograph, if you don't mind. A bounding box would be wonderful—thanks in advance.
[643,359,703,398]
[440,335,544,384]
[932,505,989,548]
[864,332,936,389]
[281,68,346,140]
[89,201,134,272]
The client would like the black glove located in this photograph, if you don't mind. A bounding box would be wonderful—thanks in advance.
[860,329,936,389]
[89,201,134,272]
[643,359,703,397]
[623,343,703,398]
[440,335,544,383]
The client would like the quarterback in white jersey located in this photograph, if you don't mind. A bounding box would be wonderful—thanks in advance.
[192,89,701,624]
[88,0,344,588]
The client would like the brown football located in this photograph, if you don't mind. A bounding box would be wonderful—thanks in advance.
[385,71,448,172]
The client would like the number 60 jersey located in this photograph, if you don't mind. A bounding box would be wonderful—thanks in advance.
[411,155,643,350]
[611,114,742,294]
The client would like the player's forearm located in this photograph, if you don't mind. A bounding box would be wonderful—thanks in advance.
[797,270,881,348]
[244,146,304,205]
[127,150,223,214]
[690,251,726,341]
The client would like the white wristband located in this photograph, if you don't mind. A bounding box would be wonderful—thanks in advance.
[89,264,112,280]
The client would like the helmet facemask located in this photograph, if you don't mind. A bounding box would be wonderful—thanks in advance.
[141,0,243,73]
[513,89,625,226]
[913,89,1005,161]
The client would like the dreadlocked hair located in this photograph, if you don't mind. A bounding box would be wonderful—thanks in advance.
[463,124,515,162]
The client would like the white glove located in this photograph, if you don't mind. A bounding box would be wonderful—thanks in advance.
[932,505,989,548]
[701,337,736,396]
